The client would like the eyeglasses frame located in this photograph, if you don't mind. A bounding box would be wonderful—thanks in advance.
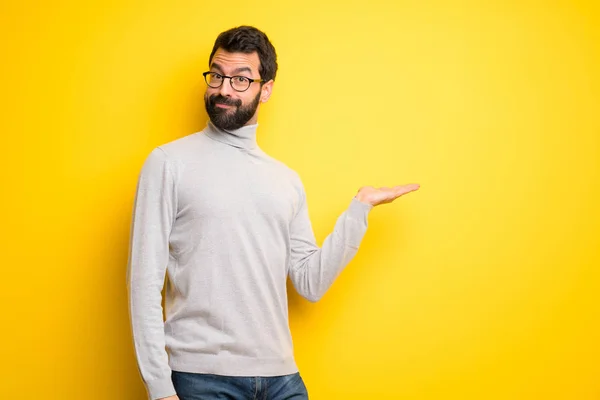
[202,71,265,92]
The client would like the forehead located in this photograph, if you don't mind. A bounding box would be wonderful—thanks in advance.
[210,49,260,75]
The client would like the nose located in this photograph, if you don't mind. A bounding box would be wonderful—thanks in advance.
[217,77,234,97]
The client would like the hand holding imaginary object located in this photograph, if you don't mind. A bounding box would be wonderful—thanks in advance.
[355,184,421,206]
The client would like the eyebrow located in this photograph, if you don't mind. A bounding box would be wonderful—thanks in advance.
[210,62,253,75]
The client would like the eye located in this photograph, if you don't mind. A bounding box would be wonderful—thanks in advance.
[210,72,223,79]
[233,76,250,83]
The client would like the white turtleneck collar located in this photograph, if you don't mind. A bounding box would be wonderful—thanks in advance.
[204,120,259,151]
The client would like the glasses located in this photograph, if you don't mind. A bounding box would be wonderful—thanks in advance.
[203,71,264,92]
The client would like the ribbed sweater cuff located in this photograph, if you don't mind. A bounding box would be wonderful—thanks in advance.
[147,376,176,400]
[350,196,374,216]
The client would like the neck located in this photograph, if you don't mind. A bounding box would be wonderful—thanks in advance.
[204,120,259,150]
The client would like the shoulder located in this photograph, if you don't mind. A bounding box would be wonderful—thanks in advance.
[261,152,303,183]
[156,132,205,159]
[260,154,307,209]
[141,131,211,172]
[139,133,202,178]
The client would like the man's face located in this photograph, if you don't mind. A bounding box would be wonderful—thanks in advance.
[204,49,272,131]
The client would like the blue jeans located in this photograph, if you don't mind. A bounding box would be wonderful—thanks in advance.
[171,370,309,400]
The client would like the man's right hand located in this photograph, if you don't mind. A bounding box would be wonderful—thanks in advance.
[159,396,179,400]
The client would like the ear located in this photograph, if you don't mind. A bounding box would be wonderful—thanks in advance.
[260,80,274,103]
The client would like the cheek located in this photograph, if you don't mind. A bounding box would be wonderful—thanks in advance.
[205,87,217,97]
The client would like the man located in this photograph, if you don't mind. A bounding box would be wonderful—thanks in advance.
[126,25,420,400]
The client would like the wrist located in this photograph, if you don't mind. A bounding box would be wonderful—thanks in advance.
[354,194,374,206]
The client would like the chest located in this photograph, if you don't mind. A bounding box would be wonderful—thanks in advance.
[175,153,300,226]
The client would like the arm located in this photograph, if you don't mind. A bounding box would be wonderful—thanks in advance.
[126,148,178,400]
[287,186,373,302]
[287,183,421,302]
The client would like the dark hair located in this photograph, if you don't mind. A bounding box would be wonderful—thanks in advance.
[209,26,278,82]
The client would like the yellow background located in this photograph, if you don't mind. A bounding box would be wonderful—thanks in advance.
[1,0,599,399]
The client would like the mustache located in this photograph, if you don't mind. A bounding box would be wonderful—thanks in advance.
[209,94,242,108]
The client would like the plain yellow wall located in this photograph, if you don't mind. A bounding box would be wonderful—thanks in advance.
[1,0,599,399]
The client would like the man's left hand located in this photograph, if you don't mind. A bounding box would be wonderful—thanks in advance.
[355,184,420,207]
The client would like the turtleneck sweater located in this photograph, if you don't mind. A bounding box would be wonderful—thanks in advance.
[126,121,373,400]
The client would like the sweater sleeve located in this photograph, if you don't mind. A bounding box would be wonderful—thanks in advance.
[126,147,178,400]
[287,185,373,302]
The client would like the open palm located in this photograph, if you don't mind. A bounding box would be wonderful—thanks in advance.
[356,183,420,206]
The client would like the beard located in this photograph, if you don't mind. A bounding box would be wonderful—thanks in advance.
[204,91,261,131]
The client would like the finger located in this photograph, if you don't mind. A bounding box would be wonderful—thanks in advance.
[402,183,420,191]
[393,184,420,196]
[398,183,420,191]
